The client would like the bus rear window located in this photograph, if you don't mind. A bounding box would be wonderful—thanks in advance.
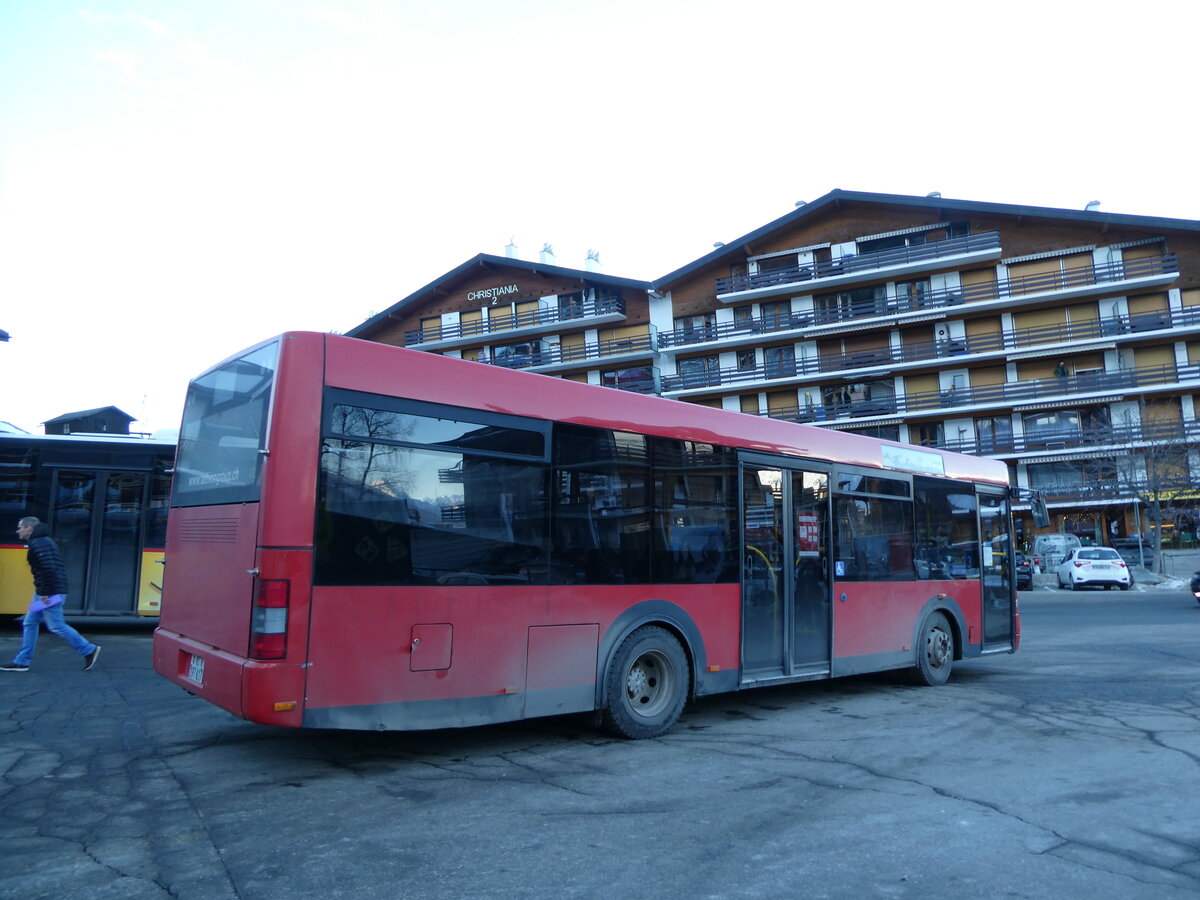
[172,342,278,507]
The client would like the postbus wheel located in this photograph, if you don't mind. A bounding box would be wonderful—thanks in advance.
[602,625,689,740]
[912,612,954,686]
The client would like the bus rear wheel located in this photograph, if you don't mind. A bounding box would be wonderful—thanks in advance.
[602,626,689,740]
[912,612,954,686]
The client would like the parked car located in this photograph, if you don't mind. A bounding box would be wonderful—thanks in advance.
[1034,533,1082,569]
[1190,571,1200,605]
[1111,536,1152,568]
[1056,547,1132,591]
[1014,551,1033,591]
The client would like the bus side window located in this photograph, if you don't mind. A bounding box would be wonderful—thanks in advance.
[650,440,738,585]
[833,496,914,581]
[913,476,979,580]
[552,425,651,585]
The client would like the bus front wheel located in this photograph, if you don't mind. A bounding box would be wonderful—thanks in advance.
[602,626,689,739]
[912,612,954,686]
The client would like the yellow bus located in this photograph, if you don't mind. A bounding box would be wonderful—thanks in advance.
[0,431,174,618]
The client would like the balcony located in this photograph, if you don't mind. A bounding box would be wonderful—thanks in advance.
[902,362,1200,415]
[674,253,1179,346]
[753,361,1200,427]
[405,295,627,351]
[478,331,657,374]
[932,418,1200,458]
[659,299,1200,397]
[714,231,1002,302]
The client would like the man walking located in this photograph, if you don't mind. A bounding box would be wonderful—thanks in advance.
[1,517,101,672]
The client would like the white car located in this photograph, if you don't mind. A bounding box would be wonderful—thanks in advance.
[1056,547,1132,591]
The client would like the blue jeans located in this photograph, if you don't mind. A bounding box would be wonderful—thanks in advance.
[13,596,96,666]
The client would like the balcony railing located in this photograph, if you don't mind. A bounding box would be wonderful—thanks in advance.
[753,361,1200,426]
[678,253,1179,342]
[1027,478,1196,505]
[481,331,656,371]
[714,231,1002,297]
[660,303,1200,392]
[930,418,1200,457]
[405,296,626,347]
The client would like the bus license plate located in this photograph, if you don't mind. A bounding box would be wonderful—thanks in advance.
[187,653,205,684]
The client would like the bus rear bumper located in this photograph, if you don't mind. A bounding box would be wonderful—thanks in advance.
[152,628,305,728]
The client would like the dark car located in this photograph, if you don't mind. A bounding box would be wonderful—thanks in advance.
[1111,537,1152,568]
[1014,551,1033,591]
[1190,571,1200,605]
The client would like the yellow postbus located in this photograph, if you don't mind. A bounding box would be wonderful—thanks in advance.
[0,431,174,618]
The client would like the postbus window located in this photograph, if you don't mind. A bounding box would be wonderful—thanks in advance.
[315,439,549,586]
[834,496,914,581]
[913,476,979,580]
[0,446,38,517]
[144,456,173,550]
[651,439,738,584]
[552,424,651,584]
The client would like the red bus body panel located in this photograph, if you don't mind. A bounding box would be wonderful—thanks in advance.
[301,584,740,729]
[159,503,259,657]
[832,580,982,660]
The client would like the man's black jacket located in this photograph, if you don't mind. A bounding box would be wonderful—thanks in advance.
[26,523,69,596]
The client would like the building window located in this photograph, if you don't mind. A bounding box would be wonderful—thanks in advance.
[601,367,656,393]
[815,285,886,322]
[760,300,792,331]
[736,349,757,371]
[673,313,716,342]
[912,422,944,447]
[764,346,796,378]
[492,340,544,369]
[678,355,721,388]
[975,416,1013,453]
[895,279,931,311]
[557,292,585,319]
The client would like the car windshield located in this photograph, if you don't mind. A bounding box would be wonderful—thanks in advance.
[1079,549,1120,560]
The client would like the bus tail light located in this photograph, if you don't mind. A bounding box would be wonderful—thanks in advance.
[251,579,289,660]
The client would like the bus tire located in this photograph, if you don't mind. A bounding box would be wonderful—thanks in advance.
[602,626,689,739]
[912,612,954,686]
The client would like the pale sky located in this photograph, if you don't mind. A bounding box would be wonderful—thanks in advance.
[2,0,1198,436]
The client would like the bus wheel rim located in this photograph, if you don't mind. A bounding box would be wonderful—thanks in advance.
[926,627,951,669]
[626,650,674,718]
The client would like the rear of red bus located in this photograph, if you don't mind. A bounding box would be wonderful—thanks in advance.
[153,333,324,728]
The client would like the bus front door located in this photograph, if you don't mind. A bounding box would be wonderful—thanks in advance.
[740,463,831,680]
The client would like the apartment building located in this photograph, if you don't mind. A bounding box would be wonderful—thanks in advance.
[348,190,1200,549]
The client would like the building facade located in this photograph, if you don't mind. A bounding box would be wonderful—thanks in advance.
[349,191,1200,551]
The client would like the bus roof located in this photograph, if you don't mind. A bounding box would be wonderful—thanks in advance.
[0,432,175,449]
[295,331,1009,488]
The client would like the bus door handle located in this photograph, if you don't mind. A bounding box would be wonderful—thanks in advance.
[247,568,260,576]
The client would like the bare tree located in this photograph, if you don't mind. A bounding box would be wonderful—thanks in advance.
[1112,398,1200,574]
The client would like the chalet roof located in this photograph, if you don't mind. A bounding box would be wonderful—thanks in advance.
[43,406,136,425]
[653,188,1200,289]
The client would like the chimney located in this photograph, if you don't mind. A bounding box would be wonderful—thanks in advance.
[504,238,518,259]
[585,249,601,272]
[540,243,556,265]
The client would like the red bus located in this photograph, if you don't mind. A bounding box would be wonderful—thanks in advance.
[152,332,1018,739]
